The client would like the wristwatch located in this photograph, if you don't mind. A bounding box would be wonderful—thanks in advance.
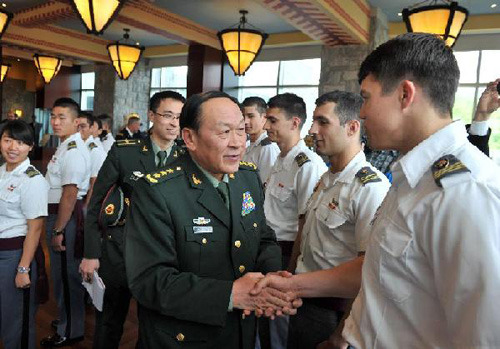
[17,266,30,274]
[52,228,65,236]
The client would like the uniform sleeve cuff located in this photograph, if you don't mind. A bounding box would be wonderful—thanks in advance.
[469,121,489,136]
[228,292,234,311]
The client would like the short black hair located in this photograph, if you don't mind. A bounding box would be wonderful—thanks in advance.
[0,119,35,146]
[358,33,459,116]
[149,91,186,113]
[180,91,240,131]
[94,117,102,129]
[315,91,363,125]
[97,114,113,129]
[267,93,307,129]
[53,97,80,118]
[78,111,94,126]
[242,96,267,114]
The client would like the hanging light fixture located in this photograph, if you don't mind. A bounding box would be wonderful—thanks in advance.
[107,28,144,80]
[33,54,62,84]
[70,0,125,35]
[217,10,268,76]
[1,63,10,82]
[0,7,13,39]
[402,1,468,47]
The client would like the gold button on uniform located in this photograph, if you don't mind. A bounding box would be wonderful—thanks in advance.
[253,222,258,228]
[107,235,112,240]
[202,238,207,244]
[176,333,185,341]
[239,265,245,273]
[234,240,241,248]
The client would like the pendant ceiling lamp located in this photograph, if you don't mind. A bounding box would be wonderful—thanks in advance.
[33,54,62,84]
[70,0,126,35]
[217,10,268,76]
[0,8,13,39]
[107,28,144,80]
[1,63,10,82]
[402,0,468,47]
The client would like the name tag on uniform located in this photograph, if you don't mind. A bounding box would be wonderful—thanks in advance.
[193,226,213,234]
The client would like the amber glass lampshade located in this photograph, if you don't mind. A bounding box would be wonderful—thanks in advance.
[107,29,144,80]
[70,0,125,35]
[33,54,62,84]
[402,1,468,47]
[1,63,10,82]
[0,8,13,39]
[217,10,268,76]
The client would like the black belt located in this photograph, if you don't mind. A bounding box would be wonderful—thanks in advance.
[0,236,25,250]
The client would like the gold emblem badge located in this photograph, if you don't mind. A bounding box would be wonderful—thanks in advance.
[192,174,202,185]
[105,204,115,215]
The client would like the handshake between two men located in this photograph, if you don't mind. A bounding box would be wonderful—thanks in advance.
[232,271,301,318]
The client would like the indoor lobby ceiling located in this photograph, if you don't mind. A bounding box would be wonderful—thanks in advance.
[0,0,498,65]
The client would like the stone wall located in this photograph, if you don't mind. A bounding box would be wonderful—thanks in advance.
[113,59,151,134]
[319,6,388,95]
[93,59,151,134]
[2,78,36,121]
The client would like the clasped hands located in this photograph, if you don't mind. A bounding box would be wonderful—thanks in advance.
[232,271,301,319]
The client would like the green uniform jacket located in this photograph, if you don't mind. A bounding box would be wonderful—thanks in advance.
[125,153,282,349]
[84,137,183,286]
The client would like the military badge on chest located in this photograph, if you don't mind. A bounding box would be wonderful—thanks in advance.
[192,217,213,234]
[241,191,255,216]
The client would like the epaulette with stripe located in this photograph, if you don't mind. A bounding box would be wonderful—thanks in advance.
[239,161,257,171]
[25,166,41,178]
[67,141,77,150]
[144,166,183,185]
[116,139,141,147]
[260,137,272,146]
[295,153,310,167]
[88,142,97,150]
[355,167,382,185]
[431,154,470,188]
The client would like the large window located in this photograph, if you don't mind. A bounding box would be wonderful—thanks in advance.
[81,72,95,111]
[227,58,321,137]
[150,66,188,97]
[453,50,500,158]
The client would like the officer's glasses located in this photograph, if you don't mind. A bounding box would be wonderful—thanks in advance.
[154,111,180,120]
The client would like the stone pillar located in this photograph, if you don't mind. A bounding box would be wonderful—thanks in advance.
[93,59,151,134]
[319,6,388,94]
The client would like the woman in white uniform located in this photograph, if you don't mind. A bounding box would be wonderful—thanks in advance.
[0,120,48,349]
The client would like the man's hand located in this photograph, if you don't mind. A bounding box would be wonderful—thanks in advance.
[79,258,100,283]
[51,234,66,252]
[245,271,302,318]
[232,272,297,317]
[474,79,500,121]
[15,273,31,289]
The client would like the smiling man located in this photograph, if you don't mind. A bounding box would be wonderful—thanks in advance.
[286,91,389,349]
[124,91,299,349]
[80,91,185,349]
[251,33,500,349]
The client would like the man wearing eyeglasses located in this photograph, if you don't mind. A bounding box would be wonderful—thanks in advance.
[79,91,185,349]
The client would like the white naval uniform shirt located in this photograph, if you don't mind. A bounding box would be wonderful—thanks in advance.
[85,135,107,178]
[0,159,48,238]
[243,132,280,183]
[264,139,327,242]
[45,132,90,204]
[295,151,389,273]
[101,133,115,153]
[343,121,500,348]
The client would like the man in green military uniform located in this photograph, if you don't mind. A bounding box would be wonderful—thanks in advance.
[79,91,186,349]
[125,91,300,349]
